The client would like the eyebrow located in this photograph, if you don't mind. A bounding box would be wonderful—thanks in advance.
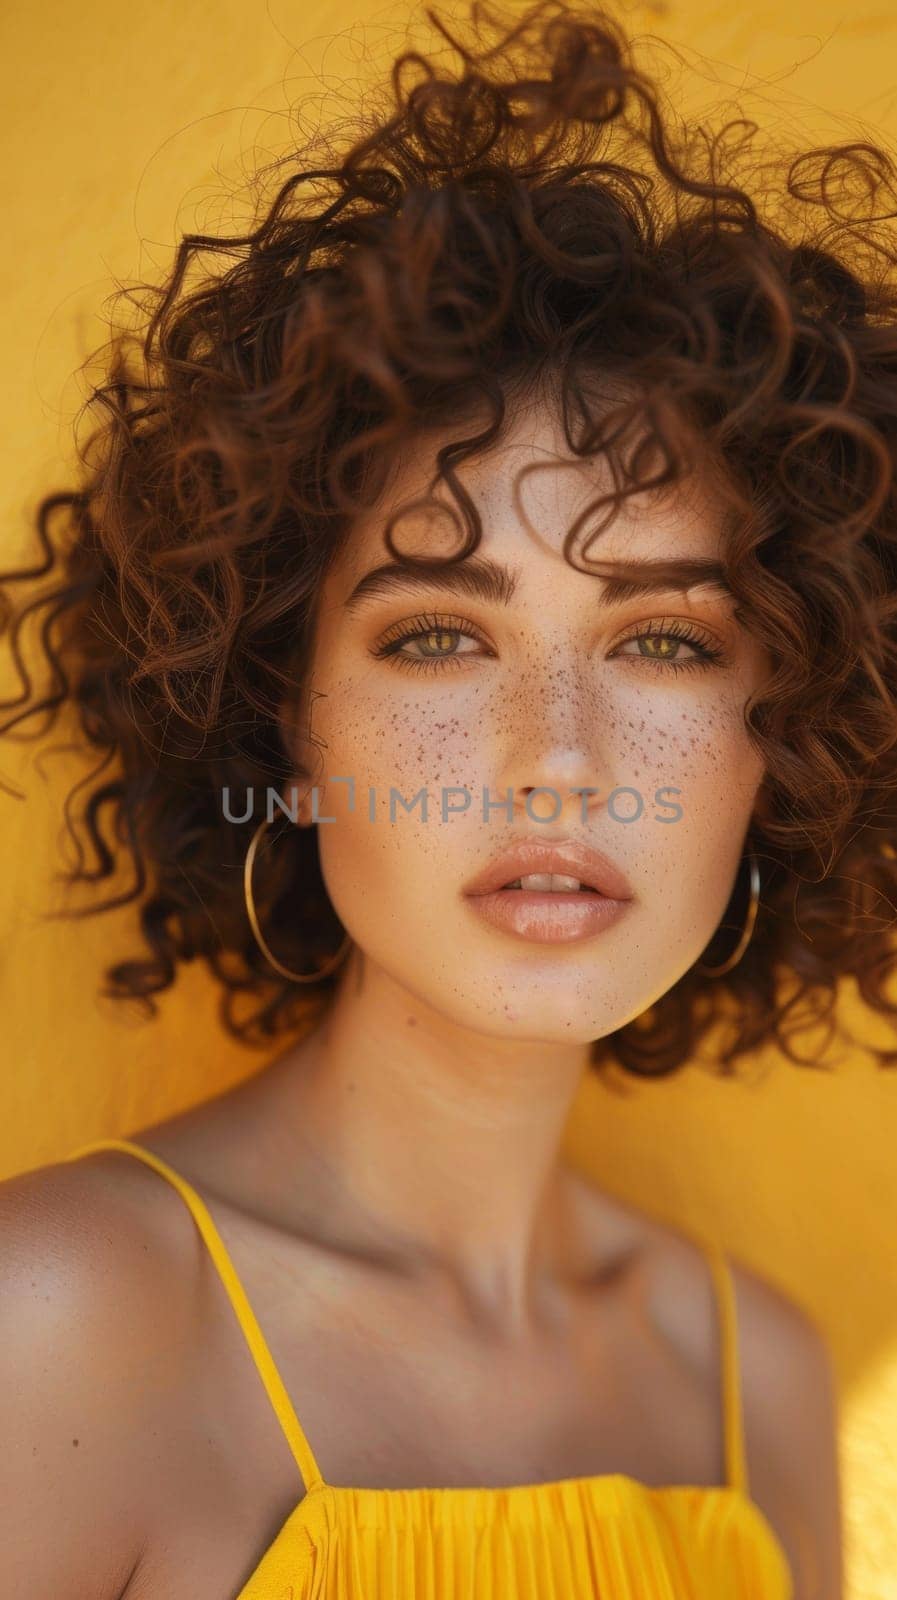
[341,553,735,614]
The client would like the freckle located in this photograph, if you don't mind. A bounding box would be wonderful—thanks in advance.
[407,1015,417,1026]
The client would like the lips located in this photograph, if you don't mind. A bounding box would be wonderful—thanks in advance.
[462,836,633,901]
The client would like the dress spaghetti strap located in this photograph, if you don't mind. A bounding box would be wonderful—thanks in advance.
[700,1239,750,1496]
[63,1136,325,1498]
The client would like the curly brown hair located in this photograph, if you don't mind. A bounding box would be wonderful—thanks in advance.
[2,0,896,1076]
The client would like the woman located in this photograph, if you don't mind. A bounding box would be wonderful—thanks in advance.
[4,0,895,1593]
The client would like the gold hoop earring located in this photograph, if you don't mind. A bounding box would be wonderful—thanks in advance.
[695,851,761,978]
[244,816,352,984]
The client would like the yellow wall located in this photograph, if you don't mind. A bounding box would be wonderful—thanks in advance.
[1,2,895,1593]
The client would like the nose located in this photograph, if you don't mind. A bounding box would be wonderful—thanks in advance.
[496,657,616,824]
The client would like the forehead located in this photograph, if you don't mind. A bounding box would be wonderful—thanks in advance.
[335,390,730,589]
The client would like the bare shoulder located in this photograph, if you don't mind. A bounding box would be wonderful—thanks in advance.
[649,1218,843,1600]
[725,1247,844,1600]
[567,1174,843,1599]
[0,1151,198,1599]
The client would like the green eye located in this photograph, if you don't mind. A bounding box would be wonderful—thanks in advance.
[373,613,490,673]
[612,620,725,671]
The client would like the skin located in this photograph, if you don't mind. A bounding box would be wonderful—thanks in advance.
[266,390,773,1299]
[0,394,843,1600]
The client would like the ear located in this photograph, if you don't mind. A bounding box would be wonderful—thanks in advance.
[276,692,319,828]
[265,777,314,828]
[751,775,775,830]
[288,776,316,829]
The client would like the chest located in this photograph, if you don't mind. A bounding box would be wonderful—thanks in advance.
[128,1232,724,1600]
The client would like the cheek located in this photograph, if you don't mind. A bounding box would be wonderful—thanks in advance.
[304,683,475,910]
[312,678,484,795]
[642,698,763,808]
[642,699,765,921]
[590,680,764,825]
[604,691,764,925]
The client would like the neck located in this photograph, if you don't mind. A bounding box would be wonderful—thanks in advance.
[267,952,593,1323]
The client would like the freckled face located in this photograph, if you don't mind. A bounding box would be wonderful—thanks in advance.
[286,400,771,1041]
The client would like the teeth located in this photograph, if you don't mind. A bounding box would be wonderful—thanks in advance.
[504,873,587,892]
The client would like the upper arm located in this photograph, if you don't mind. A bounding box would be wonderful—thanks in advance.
[733,1257,844,1600]
[0,1161,163,1599]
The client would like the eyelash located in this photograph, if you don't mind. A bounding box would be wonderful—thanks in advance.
[371,611,727,674]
